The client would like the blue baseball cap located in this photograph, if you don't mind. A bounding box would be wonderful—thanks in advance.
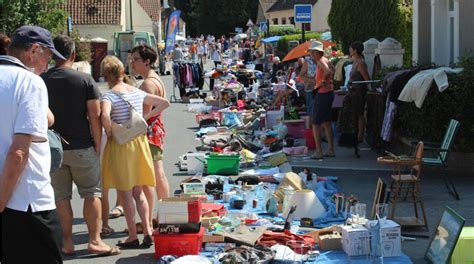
[11,25,66,60]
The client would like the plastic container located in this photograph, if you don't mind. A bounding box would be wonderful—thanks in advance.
[206,154,240,175]
[153,227,204,258]
[284,119,305,138]
[186,153,207,175]
[304,129,316,150]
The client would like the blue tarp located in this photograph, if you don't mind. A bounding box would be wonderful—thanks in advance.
[261,36,282,44]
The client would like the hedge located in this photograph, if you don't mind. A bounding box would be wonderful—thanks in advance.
[328,0,412,66]
[276,32,321,56]
[376,56,474,152]
[268,24,300,36]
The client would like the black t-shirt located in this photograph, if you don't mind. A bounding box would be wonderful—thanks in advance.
[42,68,101,150]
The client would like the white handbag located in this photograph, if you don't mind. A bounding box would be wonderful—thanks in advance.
[110,91,148,145]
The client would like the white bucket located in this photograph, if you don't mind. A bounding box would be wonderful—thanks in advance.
[186,153,207,175]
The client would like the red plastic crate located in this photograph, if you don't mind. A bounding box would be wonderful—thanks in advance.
[284,119,305,138]
[153,227,204,258]
[304,128,316,150]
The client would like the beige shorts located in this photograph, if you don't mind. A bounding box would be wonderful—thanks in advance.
[51,147,102,201]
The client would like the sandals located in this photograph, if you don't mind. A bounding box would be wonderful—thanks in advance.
[140,235,153,249]
[100,226,115,237]
[323,153,336,158]
[117,239,140,249]
[109,206,124,219]
[89,245,121,256]
[310,152,324,160]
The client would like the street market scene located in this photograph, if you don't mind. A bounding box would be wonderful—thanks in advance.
[1,0,473,263]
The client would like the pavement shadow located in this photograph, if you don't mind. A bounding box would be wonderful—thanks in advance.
[115,253,156,263]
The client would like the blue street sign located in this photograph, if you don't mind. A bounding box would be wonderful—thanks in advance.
[259,22,268,32]
[294,4,312,23]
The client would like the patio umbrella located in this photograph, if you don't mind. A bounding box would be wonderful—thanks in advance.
[234,33,248,40]
[282,40,336,62]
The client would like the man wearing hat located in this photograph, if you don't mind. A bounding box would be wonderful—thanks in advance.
[308,41,335,159]
[0,25,63,263]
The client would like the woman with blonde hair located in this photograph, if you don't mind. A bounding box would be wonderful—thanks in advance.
[100,55,170,249]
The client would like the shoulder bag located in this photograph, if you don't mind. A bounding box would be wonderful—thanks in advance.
[110,90,148,145]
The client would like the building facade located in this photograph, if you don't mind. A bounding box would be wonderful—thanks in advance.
[413,0,474,65]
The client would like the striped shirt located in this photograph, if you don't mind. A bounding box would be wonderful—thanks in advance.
[101,89,147,124]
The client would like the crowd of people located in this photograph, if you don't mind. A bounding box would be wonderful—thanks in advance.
[0,26,172,263]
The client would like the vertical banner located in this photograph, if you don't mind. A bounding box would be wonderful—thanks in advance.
[165,10,181,53]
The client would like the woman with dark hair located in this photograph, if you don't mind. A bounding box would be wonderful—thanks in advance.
[337,41,370,157]
[0,33,11,55]
[130,44,170,230]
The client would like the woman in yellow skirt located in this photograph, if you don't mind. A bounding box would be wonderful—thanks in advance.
[100,55,170,249]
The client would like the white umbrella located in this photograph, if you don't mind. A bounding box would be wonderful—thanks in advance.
[234,33,248,40]
[175,35,186,41]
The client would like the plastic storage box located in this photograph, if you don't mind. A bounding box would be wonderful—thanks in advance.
[153,227,204,258]
[284,119,305,138]
[206,154,240,175]
[304,129,316,150]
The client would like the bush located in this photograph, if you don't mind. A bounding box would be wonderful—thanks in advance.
[276,32,321,55]
[393,56,474,152]
[70,29,92,62]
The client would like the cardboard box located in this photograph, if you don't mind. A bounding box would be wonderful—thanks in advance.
[341,225,370,256]
[319,233,342,251]
[365,219,401,257]
[157,197,202,224]
[203,234,225,243]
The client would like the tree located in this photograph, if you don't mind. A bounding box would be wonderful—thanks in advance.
[0,0,68,35]
[174,0,259,37]
[328,0,412,65]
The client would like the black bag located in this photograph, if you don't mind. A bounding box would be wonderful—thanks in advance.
[48,129,63,173]
[199,118,219,128]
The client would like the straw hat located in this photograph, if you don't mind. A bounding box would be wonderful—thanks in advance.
[308,41,324,52]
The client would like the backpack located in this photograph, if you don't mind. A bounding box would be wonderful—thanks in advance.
[0,58,64,173]
[48,130,63,173]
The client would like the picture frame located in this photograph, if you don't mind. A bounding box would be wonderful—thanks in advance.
[425,206,465,264]
[371,178,386,219]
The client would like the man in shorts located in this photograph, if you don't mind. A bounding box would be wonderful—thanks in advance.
[42,35,120,256]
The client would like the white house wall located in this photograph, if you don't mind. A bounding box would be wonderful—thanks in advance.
[459,0,474,58]
[311,0,330,32]
[74,25,124,52]
[431,0,449,65]
[124,0,154,33]
[413,0,431,65]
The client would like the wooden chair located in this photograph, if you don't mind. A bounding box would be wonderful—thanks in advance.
[378,142,428,229]
[411,119,460,200]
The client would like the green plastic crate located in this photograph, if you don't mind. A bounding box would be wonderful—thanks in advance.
[206,154,240,175]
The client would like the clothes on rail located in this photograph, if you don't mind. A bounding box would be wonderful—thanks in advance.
[173,62,204,97]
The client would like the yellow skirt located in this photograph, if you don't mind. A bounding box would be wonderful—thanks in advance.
[101,135,155,191]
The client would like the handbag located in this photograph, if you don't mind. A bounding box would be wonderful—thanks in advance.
[110,91,148,145]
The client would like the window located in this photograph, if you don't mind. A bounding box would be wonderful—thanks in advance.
[282,18,287,24]
[289,17,295,25]
[304,23,311,31]
[272,18,278,25]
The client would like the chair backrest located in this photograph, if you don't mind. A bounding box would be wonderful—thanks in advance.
[412,141,424,179]
[439,119,460,162]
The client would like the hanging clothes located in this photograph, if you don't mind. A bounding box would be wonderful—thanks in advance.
[173,62,204,96]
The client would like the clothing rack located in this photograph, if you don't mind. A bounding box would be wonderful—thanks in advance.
[171,61,204,103]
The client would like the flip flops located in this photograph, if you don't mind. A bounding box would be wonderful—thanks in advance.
[89,245,121,256]
[109,206,124,219]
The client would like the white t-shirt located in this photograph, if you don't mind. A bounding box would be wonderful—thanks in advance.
[0,56,55,213]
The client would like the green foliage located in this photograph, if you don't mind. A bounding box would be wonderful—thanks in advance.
[269,25,300,36]
[328,0,412,66]
[276,32,321,54]
[175,0,258,37]
[393,56,474,152]
[0,0,68,35]
[70,29,91,62]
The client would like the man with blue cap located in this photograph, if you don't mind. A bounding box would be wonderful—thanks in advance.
[0,25,64,263]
